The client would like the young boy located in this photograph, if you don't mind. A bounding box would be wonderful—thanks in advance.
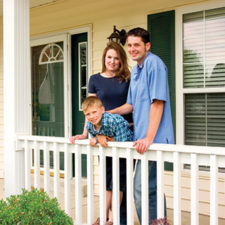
[81,96,133,225]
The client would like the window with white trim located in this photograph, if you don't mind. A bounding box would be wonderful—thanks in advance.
[182,6,225,147]
[78,42,88,110]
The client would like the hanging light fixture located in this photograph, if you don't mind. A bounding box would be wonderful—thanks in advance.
[107,25,127,46]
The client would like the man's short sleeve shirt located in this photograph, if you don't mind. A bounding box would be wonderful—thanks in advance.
[127,52,174,144]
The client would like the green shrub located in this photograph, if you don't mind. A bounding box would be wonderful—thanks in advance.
[0,188,73,225]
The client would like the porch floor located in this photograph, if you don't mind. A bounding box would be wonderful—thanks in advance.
[1,178,225,225]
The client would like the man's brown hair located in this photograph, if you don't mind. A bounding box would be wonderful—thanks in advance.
[127,27,150,44]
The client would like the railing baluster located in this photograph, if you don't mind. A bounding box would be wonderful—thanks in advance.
[126,147,134,225]
[75,144,82,224]
[112,146,120,224]
[73,149,76,224]
[99,145,106,225]
[54,143,60,200]
[87,145,94,224]
[141,154,149,225]
[210,155,218,225]
[191,153,198,225]
[173,151,181,225]
[157,150,164,219]
[24,140,31,190]
[64,143,71,215]
[43,141,50,194]
[34,140,40,189]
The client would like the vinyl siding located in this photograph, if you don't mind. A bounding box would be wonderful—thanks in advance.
[165,171,225,218]
[29,0,206,74]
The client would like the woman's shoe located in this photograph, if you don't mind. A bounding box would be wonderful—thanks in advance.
[92,217,100,225]
[105,220,113,225]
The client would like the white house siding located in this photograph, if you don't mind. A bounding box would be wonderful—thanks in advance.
[1,0,225,215]
[29,0,204,73]
[165,171,225,218]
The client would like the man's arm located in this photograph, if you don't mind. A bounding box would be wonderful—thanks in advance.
[133,100,164,154]
[108,103,133,115]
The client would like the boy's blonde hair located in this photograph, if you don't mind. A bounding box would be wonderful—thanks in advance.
[82,96,103,112]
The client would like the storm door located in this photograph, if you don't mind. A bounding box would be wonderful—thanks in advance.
[31,40,66,170]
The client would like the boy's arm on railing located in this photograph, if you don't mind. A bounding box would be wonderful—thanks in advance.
[69,118,88,144]
[90,137,98,146]
[96,135,115,147]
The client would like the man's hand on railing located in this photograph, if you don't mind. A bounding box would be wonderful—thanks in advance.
[69,133,87,144]
[133,137,152,154]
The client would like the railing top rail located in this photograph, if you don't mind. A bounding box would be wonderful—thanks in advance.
[17,135,225,156]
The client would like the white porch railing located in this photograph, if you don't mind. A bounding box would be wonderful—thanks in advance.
[16,136,225,225]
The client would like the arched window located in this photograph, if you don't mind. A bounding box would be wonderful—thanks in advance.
[39,43,64,65]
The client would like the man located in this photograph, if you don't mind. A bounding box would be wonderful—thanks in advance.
[109,27,174,224]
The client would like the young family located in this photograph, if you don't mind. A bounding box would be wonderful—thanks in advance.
[70,27,174,225]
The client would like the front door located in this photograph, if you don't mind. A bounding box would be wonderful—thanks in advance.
[71,33,88,177]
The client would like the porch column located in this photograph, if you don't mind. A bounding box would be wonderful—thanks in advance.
[3,0,31,197]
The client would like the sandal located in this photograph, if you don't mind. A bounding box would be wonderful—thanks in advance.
[105,220,113,225]
[92,217,100,225]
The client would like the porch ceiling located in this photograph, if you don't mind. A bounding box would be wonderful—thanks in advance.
[0,0,60,16]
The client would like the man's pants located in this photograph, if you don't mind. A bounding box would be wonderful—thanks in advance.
[134,160,166,225]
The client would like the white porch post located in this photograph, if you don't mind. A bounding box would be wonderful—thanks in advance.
[3,0,31,197]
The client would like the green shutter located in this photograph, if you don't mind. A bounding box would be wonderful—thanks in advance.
[148,11,175,171]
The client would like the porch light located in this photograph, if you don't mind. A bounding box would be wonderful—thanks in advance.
[107,25,127,46]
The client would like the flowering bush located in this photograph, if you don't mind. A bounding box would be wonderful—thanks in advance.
[0,188,73,225]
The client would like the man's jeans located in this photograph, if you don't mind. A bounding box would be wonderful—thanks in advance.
[134,160,166,225]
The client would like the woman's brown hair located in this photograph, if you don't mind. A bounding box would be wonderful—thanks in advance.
[101,42,130,82]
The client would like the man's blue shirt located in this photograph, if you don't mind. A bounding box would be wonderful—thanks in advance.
[86,112,133,141]
[127,52,174,144]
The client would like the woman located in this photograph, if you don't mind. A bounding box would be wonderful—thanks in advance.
[70,41,131,225]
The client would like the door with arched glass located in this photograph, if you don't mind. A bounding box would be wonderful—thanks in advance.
[31,32,88,176]
[31,38,66,170]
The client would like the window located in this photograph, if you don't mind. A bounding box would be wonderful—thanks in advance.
[177,3,225,147]
[78,42,88,110]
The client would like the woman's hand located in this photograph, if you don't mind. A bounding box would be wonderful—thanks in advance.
[69,133,87,144]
